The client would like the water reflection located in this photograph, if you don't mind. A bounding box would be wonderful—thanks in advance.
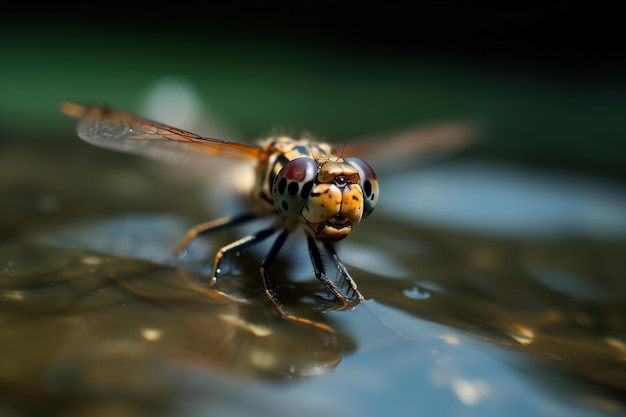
[353,215,626,398]
[0,216,358,416]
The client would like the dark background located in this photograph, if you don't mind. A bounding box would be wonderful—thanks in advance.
[2,3,625,180]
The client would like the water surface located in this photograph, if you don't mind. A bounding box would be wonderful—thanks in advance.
[1,143,625,417]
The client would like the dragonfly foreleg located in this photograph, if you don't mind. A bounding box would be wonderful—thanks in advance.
[306,236,364,310]
[211,226,278,285]
[259,229,290,314]
[172,212,259,257]
[260,230,336,332]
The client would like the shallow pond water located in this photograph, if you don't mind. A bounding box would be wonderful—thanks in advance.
[1,142,625,417]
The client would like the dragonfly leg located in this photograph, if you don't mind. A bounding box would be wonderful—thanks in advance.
[307,236,364,310]
[171,212,259,257]
[323,241,364,305]
[260,230,336,332]
[210,227,335,332]
[211,226,277,285]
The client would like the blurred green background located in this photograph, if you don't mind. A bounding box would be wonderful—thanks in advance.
[1,5,625,179]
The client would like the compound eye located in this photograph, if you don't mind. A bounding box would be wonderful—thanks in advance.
[272,157,318,216]
[345,157,379,217]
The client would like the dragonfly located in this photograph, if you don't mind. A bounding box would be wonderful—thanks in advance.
[61,102,476,329]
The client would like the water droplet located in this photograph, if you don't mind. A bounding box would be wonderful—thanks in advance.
[81,255,102,266]
[403,285,430,300]
[141,328,162,342]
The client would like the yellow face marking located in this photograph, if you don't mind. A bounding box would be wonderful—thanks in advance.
[339,186,363,225]
[316,160,360,183]
[302,184,342,223]
[299,159,365,241]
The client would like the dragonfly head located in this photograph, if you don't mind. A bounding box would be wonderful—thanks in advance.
[272,156,379,241]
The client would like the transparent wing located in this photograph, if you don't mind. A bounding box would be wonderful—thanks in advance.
[342,120,480,172]
[61,102,265,162]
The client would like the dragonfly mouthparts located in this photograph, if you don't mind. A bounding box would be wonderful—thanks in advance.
[315,222,353,241]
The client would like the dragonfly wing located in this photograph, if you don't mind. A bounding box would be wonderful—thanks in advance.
[342,120,480,173]
[61,102,264,162]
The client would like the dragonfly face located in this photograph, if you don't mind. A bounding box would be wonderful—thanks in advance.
[260,137,379,242]
[297,158,366,241]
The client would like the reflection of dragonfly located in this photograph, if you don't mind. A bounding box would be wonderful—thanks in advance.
[61,102,475,328]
